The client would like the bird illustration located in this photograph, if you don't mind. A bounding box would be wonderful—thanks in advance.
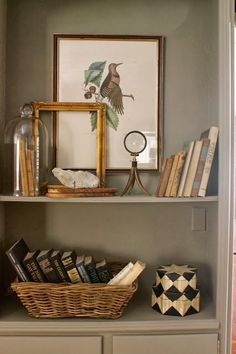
[100,63,134,115]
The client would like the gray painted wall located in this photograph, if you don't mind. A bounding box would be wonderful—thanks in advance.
[4,0,218,309]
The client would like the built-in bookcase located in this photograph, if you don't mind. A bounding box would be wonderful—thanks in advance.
[0,0,233,354]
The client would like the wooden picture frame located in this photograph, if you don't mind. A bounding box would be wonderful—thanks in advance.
[33,101,106,187]
[54,34,164,171]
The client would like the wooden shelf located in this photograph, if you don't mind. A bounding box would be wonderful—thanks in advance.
[0,195,218,203]
[0,295,218,335]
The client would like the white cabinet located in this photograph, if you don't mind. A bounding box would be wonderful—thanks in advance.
[0,336,102,354]
[113,334,218,354]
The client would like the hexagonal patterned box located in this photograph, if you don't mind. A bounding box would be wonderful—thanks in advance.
[152,264,200,316]
[152,286,200,316]
[155,264,197,293]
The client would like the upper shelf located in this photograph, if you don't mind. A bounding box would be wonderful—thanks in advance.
[0,195,218,203]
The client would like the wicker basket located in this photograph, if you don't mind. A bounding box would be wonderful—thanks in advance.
[11,263,138,319]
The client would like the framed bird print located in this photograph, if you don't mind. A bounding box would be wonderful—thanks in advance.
[54,34,164,171]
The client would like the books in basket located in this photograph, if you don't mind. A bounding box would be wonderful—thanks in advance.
[23,250,46,282]
[84,256,100,283]
[61,250,82,283]
[96,259,112,283]
[75,255,91,283]
[50,250,70,282]
[36,249,61,283]
[108,261,145,286]
[118,261,146,285]
[5,238,31,282]
[108,262,134,285]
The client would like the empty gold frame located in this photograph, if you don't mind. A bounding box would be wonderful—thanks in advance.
[33,102,106,187]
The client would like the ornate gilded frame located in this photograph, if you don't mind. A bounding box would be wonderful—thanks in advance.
[32,101,106,187]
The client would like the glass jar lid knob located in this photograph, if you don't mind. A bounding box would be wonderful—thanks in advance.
[20,103,34,118]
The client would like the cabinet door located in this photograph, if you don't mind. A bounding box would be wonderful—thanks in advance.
[113,334,218,354]
[0,336,102,354]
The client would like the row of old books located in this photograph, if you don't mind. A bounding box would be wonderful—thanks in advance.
[6,238,145,286]
[156,126,219,198]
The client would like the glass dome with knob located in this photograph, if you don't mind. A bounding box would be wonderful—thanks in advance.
[4,103,48,196]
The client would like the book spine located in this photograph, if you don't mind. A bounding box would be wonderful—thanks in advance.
[198,129,218,197]
[177,141,195,197]
[51,255,69,282]
[23,258,45,282]
[157,157,173,197]
[191,139,210,197]
[182,140,203,197]
[38,256,60,283]
[165,154,179,197]
[118,261,146,285]
[7,252,30,282]
[62,257,82,283]
[108,262,134,285]
[170,151,187,197]
[76,263,91,283]
[155,158,167,196]
[97,267,112,283]
[84,263,100,283]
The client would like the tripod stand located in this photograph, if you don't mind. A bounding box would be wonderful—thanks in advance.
[121,155,150,196]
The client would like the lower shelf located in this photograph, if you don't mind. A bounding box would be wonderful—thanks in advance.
[0,294,219,335]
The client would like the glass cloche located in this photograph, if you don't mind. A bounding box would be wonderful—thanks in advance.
[4,103,48,196]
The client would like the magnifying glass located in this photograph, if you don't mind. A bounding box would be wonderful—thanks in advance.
[124,130,147,155]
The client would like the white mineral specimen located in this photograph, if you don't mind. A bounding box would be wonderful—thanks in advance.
[52,168,99,188]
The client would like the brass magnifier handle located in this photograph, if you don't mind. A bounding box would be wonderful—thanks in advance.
[121,156,150,196]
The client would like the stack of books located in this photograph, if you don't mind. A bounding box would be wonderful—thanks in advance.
[156,126,219,198]
[6,238,145,286]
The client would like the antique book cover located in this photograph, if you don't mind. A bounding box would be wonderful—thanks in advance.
[23,250,46,282]
[37,249,61,283]
[50,250,70,282]
[165,154,180,197]
[5,238,31,282]
[156,157,174,197]
[84,256,100,283]
[61,250,82,283]
[96,259,112,283]
[191,138,210,197]
[170,150,187,197]
[182,140,203,197]
[75,255,91,283]
[177,141,195,197]
[198,126,219,197]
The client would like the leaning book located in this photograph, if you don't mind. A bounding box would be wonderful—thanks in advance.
[6,238,31,282]
[198,126,219,197]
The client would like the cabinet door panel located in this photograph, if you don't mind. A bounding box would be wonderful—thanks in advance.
[113,334,218,354]
[0,336,102,354]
